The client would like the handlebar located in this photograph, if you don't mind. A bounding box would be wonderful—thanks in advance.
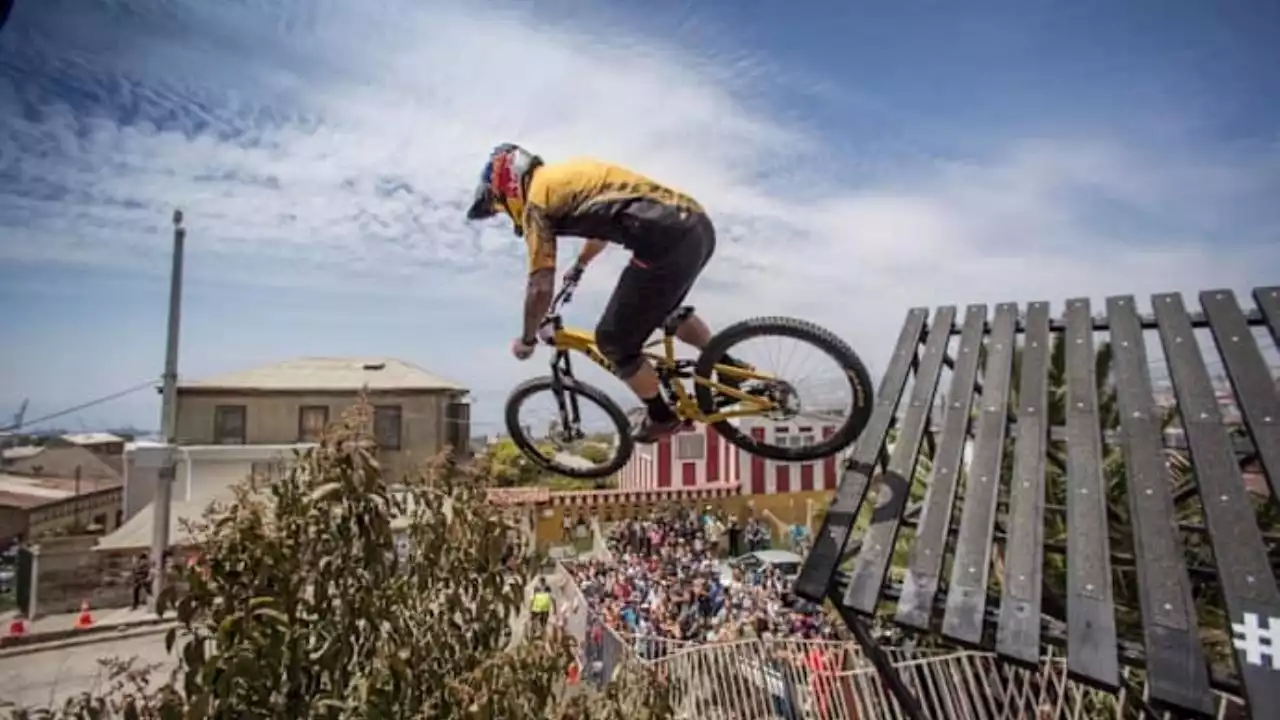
[536,278,579,344]
[551,278,579,309]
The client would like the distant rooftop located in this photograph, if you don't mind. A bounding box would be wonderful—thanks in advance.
[179,357,466,393]
[0,472,121,509]
[61,432,125,446]
[0,444,123,480]
[1,445,43,461]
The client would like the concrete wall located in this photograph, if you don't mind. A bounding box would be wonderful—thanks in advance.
[175,390,458,482]
[0,506,25,545]
[29,536,136,617]
[1,489,124,546]
[28,487,124,539]
[122,444,308,523]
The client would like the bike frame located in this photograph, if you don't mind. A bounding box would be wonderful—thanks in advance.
[538,281,780,429]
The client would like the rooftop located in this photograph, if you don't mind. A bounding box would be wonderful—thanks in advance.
[60,432,125,446]
[179,357,466,393]
[0,472,121,509]
[0,445,122,480]
[1,446,43,461]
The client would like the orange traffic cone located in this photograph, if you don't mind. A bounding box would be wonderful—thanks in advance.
[6,615,28,638]
[74,600,94,629]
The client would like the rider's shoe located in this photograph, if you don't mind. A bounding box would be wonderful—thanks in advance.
[632,416,689,444]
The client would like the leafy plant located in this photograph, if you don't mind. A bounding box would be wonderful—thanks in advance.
[480,436,555,487]
[16,399,672,719]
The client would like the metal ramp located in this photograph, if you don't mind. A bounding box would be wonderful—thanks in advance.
[795,287,1280,719]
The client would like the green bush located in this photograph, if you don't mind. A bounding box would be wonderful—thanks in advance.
[17,401,671,719]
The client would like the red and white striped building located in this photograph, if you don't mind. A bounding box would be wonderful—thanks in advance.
[616,416,842,495]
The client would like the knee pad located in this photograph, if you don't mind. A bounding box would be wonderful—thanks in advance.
[595,324,644,379]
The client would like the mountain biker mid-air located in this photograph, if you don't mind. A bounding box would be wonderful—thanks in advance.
[465,143,742,444]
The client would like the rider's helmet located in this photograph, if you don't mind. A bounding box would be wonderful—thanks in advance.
[465,143,543,237]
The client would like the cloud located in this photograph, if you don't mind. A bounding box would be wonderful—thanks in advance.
[1,0,1278,428]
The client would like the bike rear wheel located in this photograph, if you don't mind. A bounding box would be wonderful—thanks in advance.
[504,376,635,480]
[694,316,873,462]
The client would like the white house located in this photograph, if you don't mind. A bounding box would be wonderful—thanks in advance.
[99,442,314,551]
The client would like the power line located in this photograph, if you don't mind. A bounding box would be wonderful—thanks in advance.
[2,379,160,432]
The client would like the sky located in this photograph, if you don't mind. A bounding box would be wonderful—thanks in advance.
[1,0,1278,436]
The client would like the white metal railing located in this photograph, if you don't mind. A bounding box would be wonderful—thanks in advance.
[587,630,1248,719]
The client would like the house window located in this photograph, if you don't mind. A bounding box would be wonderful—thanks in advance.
[374,405,403,450]
[298,405,329,442]
[789,434,816,447]
[675,434,705,460]
[214,405,247,445]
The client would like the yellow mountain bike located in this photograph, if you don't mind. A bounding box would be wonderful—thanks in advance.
[503,279,875,479]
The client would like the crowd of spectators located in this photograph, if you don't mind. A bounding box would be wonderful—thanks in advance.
[565,506,835,654]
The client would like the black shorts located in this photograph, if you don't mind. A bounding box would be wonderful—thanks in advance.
[595,212,716,377]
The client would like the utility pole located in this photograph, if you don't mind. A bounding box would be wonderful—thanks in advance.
[149,209,185,611]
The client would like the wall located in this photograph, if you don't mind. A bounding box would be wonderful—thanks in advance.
[0,506,25,545]
[121,443,310,526]
[616,425,740,490]
[615,417,841,495]
[1,489,124,546]
[175,390,457,482]
[28,536,137,616]
[741,422,841,495]
[28,487,124,539]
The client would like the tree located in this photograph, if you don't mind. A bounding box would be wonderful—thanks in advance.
[577,443,611,466]
[19,400,671,719]
[482,436,553,487]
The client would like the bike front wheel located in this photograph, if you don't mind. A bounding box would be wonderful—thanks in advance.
[694,316,874,462]
[504,376,635,480]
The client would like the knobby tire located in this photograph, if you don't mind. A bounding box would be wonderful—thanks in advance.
[504,376,635,480]
[693,316,874,462]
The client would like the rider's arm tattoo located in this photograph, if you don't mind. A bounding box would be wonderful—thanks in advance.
[525,206,557,274]
[521,206,557,342]
[522,269,555,342]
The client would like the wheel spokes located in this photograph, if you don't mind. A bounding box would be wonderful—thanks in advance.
[713,334,854,421]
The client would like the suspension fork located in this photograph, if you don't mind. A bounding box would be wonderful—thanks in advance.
[548,350,584,441]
